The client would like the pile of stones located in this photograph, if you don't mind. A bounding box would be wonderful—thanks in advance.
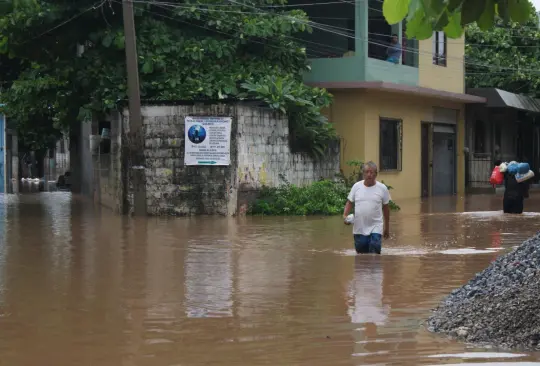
[427,232,540,350]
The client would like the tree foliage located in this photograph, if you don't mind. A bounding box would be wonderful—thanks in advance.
[465,9,540,96]
[0,0,335,155]
[383,0,534,40]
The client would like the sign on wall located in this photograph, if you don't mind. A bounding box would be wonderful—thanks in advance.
[184,116,232,166]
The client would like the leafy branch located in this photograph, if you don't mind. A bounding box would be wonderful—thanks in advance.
[0,0,333,156]
[383,0,534,40]
[241,75,336,158]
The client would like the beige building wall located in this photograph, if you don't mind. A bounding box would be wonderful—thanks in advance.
[329,90,466,200]
[327,90,366,169]
[418,35,465,94]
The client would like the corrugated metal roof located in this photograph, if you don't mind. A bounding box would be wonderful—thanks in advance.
[467,88,540,113]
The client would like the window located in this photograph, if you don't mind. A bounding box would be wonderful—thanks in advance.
[433,31,447,66]
[474,120,486,153]
[379,118,402,171]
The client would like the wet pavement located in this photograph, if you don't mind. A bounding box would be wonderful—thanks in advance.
[1,192,540,365]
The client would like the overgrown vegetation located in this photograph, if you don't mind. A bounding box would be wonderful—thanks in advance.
[241,76,336,157]
[0,0,335,156]
[465,8,540,97]
[248,160,400,216]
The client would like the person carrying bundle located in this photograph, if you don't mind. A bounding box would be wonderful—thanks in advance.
[493,160,531,214]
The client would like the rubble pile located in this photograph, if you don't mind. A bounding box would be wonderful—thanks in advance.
[427,233,540,350]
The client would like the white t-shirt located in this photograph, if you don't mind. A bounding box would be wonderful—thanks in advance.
[347,181,390,235]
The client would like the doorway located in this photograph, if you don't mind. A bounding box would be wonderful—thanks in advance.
[421,123,430,197]
[421,122,457,196]
[0,114,4,193]
[432,125,456,195]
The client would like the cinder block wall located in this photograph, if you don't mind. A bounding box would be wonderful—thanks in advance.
[235,105,340,214]
[113,103,340,216]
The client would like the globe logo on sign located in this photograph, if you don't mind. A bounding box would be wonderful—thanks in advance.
[187,124,207,144]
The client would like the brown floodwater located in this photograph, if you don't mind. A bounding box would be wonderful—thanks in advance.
[1,192,540,366]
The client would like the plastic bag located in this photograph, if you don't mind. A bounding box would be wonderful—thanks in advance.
[499,162,508,173]
[516,170,535,183]
[490,166,504,185]
[507,163,519,175]
[517,162,530,174]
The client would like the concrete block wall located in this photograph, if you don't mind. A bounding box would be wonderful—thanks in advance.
[97,112,123,213]
[236,105,340,188]
[105,102,340,216]
[133,104,237,216]
[70,120,94,197]
[54,136,70,178]
[235,106,340,213]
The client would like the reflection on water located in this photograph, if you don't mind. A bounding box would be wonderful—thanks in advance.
[0,192,540,365]
[348,256,389,326]
[185,239,234,318]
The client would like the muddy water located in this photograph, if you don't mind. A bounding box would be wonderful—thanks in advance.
[1,193,540,366]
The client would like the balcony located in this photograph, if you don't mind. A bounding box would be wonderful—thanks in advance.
[298,0,419,86]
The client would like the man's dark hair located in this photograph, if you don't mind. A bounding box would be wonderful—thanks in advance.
[392,33,398,37]
[494,160,502,167]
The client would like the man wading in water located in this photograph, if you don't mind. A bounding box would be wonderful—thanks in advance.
[343,161,390,254]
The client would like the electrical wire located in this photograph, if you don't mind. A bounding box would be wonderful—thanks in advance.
[122,0,540,77]
[131,0,539,80]
[128,0,540,43]
[204,0,540,73]
[22,0,107,44]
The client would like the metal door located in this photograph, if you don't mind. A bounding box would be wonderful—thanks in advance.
[421,124,430,196]
[432,125,456,195]
[0,114,4,193]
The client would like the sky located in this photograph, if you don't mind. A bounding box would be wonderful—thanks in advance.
[532,0,540,12]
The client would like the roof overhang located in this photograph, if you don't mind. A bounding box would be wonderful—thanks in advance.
[466,88,540,113]
[306,81,487,104]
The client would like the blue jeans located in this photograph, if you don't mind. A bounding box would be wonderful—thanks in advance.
[354,233,382,254]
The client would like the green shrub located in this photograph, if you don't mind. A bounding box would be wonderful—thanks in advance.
[248,160,401,216]
[248,180,349,216]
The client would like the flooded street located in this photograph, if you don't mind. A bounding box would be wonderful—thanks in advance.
[1,193,540,365]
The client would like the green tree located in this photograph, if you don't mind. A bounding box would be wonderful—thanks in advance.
[465,10,540,96]
[383,0,534,40]
[0,0,335,155]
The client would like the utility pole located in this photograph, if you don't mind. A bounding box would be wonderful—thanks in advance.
[122,0,147,216]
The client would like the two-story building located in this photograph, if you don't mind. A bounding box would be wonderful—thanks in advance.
[296,0,485,200]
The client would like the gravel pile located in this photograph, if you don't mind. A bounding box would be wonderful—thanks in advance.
[427,232,540,350]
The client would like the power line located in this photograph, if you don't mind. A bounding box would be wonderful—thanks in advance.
[129,0,540,44]
[130,0,540,78]
[142,0,363,7]
[21,0,107,44]
[221,0,540,73]
[8,0,537,84]
[114,0,324,58]
[126,0,540,75]
[135,3,474,81]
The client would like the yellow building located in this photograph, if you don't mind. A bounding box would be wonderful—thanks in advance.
[297,0,486,200]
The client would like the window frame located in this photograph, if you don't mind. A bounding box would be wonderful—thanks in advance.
[432,31,447,67]
[379,117,403,172]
